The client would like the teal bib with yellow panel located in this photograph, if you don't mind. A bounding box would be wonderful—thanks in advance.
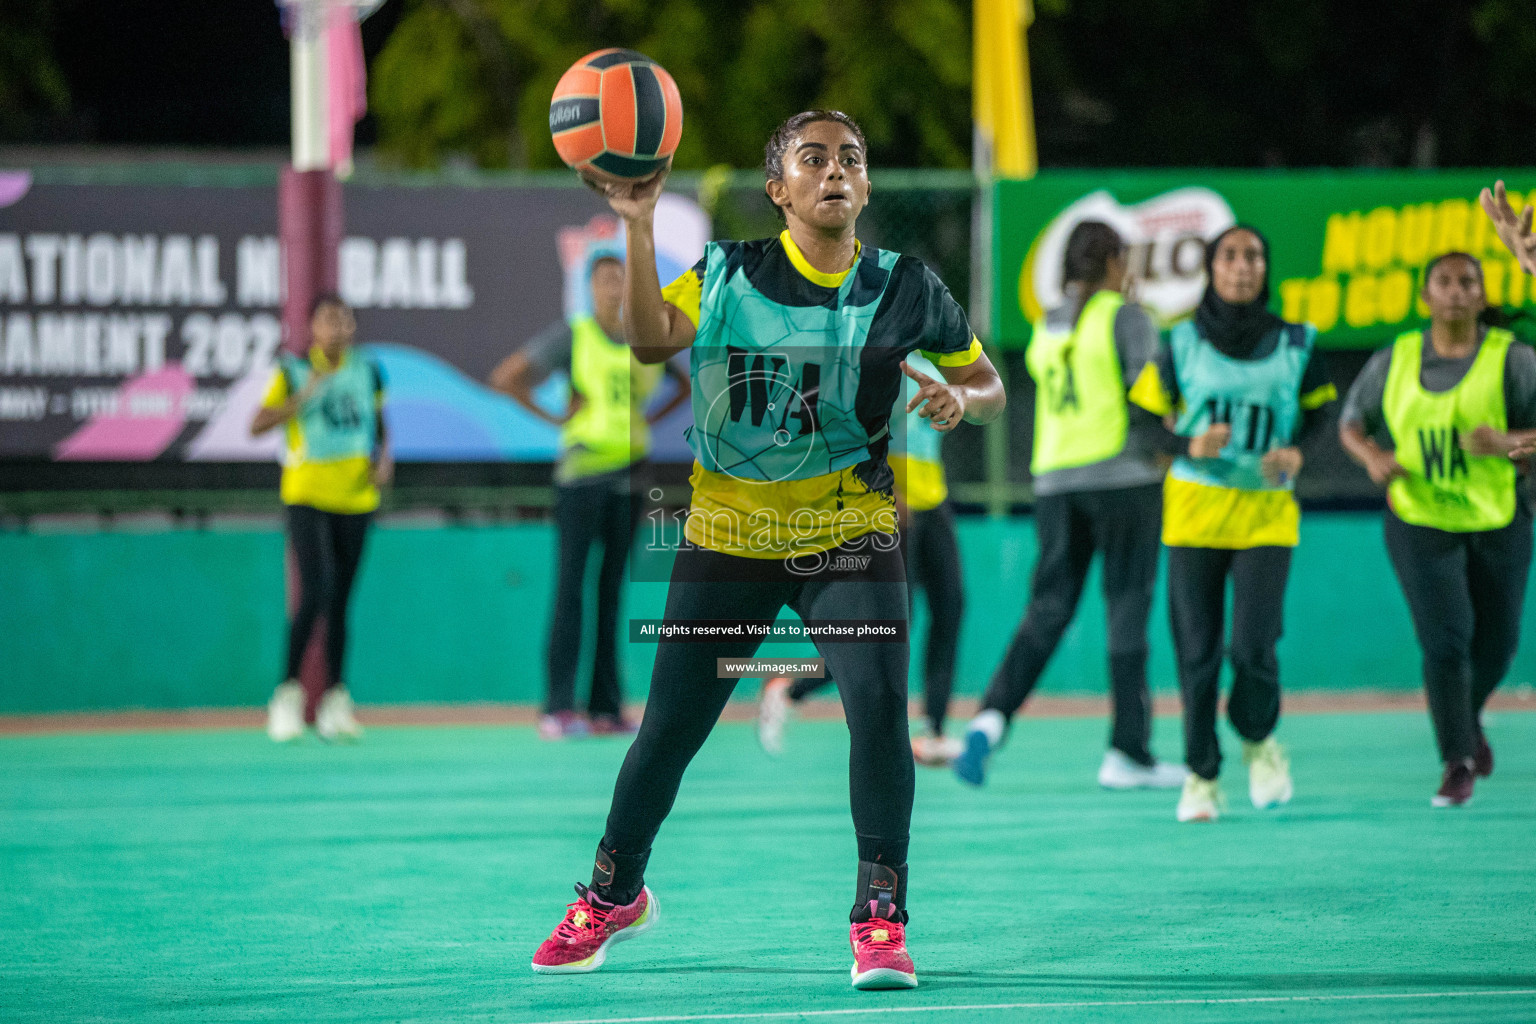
[1168,320,1314,493]
[279,349,379,464]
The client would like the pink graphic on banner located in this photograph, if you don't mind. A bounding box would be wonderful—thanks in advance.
[55,365,195,460]
[0,171,30,208]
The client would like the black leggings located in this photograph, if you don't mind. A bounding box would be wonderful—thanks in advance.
[1168,544,1291,780]
[603,538,913,871]
[980,483,1162,763]
[547,475,641,716]
[1384,508,1533,764]
[284,504,372,687]
[788,504,963,733]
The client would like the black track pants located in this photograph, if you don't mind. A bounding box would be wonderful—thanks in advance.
[603,538,913,868]
[284,504,372,687]
[980,483,1163,763]
[1168,544,1291,780]
[546,475,641,716]
[1384,507,1532,764]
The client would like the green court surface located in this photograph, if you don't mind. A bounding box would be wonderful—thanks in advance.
[3,711,1535,1024]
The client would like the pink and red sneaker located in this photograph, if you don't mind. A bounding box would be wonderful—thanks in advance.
[531,883,658,974]
[849,900,917,990]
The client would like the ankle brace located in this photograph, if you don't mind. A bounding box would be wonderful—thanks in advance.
[850,860,908,923]
[590,840,649,906]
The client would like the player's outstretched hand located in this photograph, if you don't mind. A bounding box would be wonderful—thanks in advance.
[587,161,672,223]
[1479,181,1536,276]
[902,360,966,433]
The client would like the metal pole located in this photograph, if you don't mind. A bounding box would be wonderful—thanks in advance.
[282,0,344,719]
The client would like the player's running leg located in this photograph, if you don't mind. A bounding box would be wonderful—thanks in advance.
[797,547,918,989]
[588,484,641,735]
[909,504,965,766]
[269,504,333,742]
[1384,513,1481,805]
[956,493,1092,785]
[532,546,791,973]
[1168,545,1231,821]
[1094,484,1182,788]
[1466,511,1532,780]
[315,510,371,742]
[1227,546,1292,810]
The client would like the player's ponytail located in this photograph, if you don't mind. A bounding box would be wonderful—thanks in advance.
[1061,221,1125,298]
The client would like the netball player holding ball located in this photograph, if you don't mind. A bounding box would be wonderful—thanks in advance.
[531,50,1004,988]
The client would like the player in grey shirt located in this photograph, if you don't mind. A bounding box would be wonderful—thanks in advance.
[956,221,1183,791]
[1340,250,1536,806]
[1030,299,1170,497]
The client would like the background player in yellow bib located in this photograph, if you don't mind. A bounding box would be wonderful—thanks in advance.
[1130,225,1337,823]
[251,294,390,743]
[1340,251,1536,807]
[530,111,1004,989]
[490,252,688,739]
[953,221,1184,791]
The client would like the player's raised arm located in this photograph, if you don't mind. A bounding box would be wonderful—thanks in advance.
[1479,180,1536,276]
[594,166,696,364]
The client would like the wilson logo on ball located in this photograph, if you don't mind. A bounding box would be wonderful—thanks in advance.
[550,48,683,181]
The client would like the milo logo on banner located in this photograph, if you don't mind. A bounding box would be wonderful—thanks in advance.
[1018,188,1235,326]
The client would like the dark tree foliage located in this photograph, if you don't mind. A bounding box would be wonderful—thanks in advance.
[5,0,1536,169]
[1029,0,1536,168]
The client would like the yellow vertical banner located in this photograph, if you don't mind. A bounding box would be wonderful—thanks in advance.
[973,0,1037,179]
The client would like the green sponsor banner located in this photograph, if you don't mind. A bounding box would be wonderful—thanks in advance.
[991,170,1536,350]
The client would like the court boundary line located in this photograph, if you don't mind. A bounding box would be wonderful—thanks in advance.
[5,691,1535,735]
[517,988,1536,1024]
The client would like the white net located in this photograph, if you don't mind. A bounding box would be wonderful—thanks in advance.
[276,0,384,36]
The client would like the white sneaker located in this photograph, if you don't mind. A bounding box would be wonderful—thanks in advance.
[1243,737,1293,809]
[1098,749,1188,790]
[1176,774,1222,822]
[316,687,363,742]
[911,732,964,767]
[757,677,793,756]
[267,681,305,742]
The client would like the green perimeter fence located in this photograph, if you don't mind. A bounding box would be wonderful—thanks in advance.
[5,513,1536,715]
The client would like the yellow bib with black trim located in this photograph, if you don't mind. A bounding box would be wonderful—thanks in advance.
[1384,328,1516,532]
[1026,290,1128,475]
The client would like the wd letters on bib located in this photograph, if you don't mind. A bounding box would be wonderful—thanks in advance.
[661,230,979,559]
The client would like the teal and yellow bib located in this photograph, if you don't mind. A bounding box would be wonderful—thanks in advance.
[890,350,948,511]
[689,242,902,483]
[279,349,379,465]
[1168,320,1314,493]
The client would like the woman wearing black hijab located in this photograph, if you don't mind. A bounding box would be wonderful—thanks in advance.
[1128,225,1337,822]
